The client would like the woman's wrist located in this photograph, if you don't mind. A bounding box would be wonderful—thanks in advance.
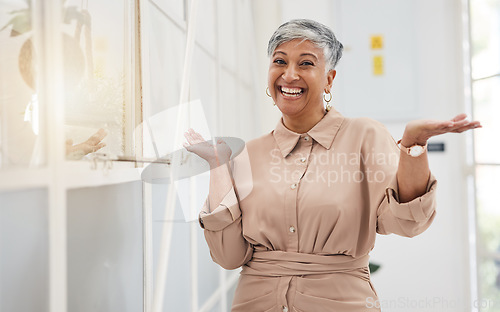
[401,127,428,147]
[400,137,427,148]
[208,157,231,169]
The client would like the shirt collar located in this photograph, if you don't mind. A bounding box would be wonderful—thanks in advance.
[272,108,345,158]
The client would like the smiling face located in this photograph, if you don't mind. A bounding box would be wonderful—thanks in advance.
[268,39,336,119]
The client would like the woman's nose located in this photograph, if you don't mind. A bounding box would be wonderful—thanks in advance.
[282,65,299,82]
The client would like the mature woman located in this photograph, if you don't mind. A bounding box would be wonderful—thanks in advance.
[183,19,480,312]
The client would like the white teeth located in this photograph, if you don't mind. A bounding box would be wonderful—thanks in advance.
[280,87,303,99]
[281,86,303,94]
[282,92,301,98]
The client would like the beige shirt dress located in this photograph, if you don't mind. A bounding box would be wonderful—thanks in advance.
[199,108,437,312]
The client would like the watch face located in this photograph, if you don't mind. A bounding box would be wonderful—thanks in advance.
[409,145,424,157]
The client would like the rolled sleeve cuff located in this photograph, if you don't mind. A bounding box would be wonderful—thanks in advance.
[385,173,437,222]
[198,186,241,231]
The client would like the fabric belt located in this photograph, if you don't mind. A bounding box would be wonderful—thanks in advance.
[240,251,371,310]
[241,250,370,277]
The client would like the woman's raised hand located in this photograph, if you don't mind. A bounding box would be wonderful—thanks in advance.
[66,128,107,160]
[183,128,232,168]
[401,113,482,146]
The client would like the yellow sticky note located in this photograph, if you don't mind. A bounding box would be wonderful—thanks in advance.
[371,35,383,49]
[373,56,383,75]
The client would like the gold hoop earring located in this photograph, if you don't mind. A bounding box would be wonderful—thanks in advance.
[324,91,332,103]
[324,91,332,112]
[266,87,276,106]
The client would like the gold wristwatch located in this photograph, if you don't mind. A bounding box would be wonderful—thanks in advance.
[397,139,427,157]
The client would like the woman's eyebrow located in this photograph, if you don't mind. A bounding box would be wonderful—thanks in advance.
[272,51,318,61]
[300,53,318,60]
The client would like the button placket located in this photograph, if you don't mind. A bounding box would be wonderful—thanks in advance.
[285,150,301,252]
[285,136,313,252]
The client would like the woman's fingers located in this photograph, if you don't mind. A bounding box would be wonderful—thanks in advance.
[451,113,468,122]
[184,129,199,145]
[405,114,481,142]
[89,128,107,143]
[184,128,207,144]
[446,119,481,133]
[429,119,481,137]
[451,119,471,128]
[95,142,106,151]
[451,122,482,133]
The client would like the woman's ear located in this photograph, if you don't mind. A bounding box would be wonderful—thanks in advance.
[326,69,336,90]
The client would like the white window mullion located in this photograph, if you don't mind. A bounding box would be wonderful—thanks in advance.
[190,177,199,312]
[151,0,199,311]
[139,0,153,310]
[461,0,479,311]
[32,0,67,311]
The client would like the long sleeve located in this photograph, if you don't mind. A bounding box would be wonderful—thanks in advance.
[198,150,254,270]
[376,172,437,237]
[357,117,438,238]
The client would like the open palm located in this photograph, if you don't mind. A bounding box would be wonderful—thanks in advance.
[402,114,482,145]
[183,128,232,167]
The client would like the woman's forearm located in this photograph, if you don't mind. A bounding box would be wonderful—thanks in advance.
[396,137,431,203]
[208,161,234,213]
[396,114,480,203]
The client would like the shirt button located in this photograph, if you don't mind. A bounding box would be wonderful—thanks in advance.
[290,183,297,189]
[300,157,306,163]
[289,226,296,233]
[282,306,288,312]
[304,136,310,141]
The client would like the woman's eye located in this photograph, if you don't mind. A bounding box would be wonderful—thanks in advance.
[274,59,286,65]
[301,61,314,66]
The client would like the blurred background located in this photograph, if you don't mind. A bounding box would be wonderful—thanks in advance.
[0,0,499,311]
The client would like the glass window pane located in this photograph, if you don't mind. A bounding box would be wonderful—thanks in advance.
[140,3,186,160]
[217,0,236,71]
[62,0,135,160]
[191,46,217,132]
[470,0,500,80]
[147,4,185,116]
[151,184,192,311]
[196,0,215,53]
[151,0,185,23]
[476,165,500,311]
[472,77,500,164]
[0,1,44,167]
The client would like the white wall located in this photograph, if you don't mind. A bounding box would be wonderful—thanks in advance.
[67,182,143,312]
[0,189,49,312]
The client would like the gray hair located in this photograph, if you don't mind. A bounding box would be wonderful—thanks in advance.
[267,19,343,71]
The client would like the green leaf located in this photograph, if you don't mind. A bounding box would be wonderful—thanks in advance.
[369,262,381,274]
[0,12,32,36]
